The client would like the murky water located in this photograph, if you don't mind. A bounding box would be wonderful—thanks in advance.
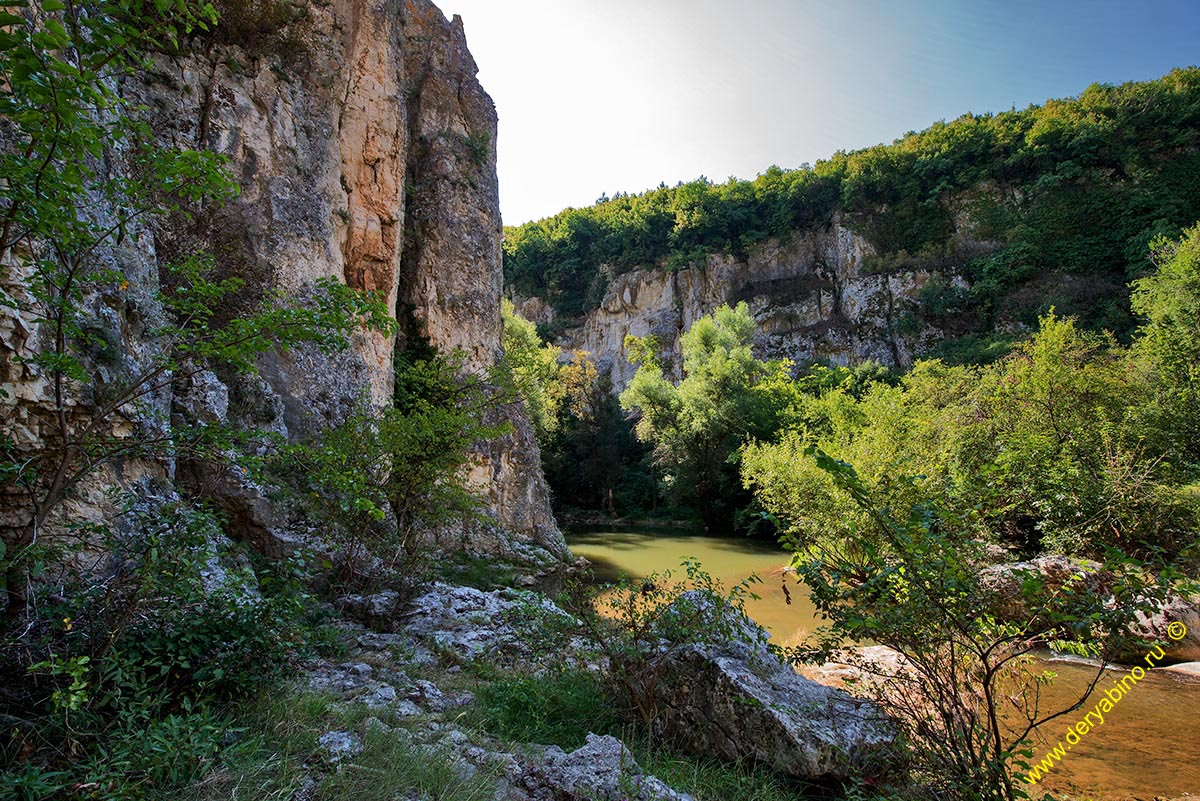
[567,528,818,646]
[566,528,1200,800]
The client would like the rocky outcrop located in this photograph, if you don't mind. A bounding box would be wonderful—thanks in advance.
[1132,595,1200,663]
[294,590,697,801]
[393,582,580,664]
[518,222,959,391]
[519,734,694,801]
[2,0,566,570]
[645,593,900,782]
[979,556,1200,664]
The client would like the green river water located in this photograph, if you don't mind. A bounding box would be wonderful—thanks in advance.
[566,528,1200,799]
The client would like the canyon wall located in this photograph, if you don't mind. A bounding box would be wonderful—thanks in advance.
[515,221,956,390]
[1,0,568,573]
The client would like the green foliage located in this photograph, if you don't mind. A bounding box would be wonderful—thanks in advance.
[744,308,1200,561]
[313,724,499,801]
[632,746,810,801]
[499,305,655,517]
[541,350,655,516]
[209,0,301,52]
[1130,222,1200,465]
[501,298,564,439]
[576,558,765,728]
[263,349,510,584]
[620,302,798,529]
[1,501,311,800]
[504,69,1200,339]
[787,451,1177,800]
[471,662,810,801]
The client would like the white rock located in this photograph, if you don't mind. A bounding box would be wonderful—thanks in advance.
[317,730,363,764]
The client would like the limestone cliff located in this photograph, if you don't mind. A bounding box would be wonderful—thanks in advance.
[514,221,955,391]
[2,0,567,571]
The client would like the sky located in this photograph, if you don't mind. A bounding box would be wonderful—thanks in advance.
[439,1,1200,226]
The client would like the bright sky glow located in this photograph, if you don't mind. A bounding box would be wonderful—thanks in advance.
[439,1,1200,226]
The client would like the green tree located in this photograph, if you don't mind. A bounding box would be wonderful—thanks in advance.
[787,451,1178,801]
[540,350,651,515]
[620,302,794,530]
[745,310,1199,561]
[1131,223,1200,465]
[265,350,510,584]
[500,298,563,440]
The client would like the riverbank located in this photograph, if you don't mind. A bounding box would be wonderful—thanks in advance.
[566,528,1200,800]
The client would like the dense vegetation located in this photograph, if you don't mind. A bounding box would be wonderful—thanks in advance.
[741,225,1200,561]
[504,68,1200,342]
[503,301,655,517]
[507,220,1200,541]
[0,2,503,797]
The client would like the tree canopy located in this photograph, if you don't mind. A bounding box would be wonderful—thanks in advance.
[504,69,1200,341]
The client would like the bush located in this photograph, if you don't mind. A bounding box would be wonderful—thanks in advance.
[574,559,766,729]
[0,501,311,800]
[785,450,1180,800]
[261,348,510,588]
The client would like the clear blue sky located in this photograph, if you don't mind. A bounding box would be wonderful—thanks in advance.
[440,0,1200,226]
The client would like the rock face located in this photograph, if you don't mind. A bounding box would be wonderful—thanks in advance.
[2,1,566,569]
[1131,595,1200,663]
[517,222,960,391]
[398,582,578,664]
[519,734,694,801]
[646,594,899,781]
[979,556,1200,665]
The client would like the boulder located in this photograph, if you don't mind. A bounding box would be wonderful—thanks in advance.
[400,583,577,665]
[981,557,1200,664]
[1133,595,1200,663]
[317,730,363,764]
[800,645,911,690]
[644,593,900,781]
[519,734,693,801]
[978,555,1106,620]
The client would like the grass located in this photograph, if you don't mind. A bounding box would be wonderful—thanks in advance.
[466,667,817,801]
[167,687,497,801]
[314,725,498,801]
[633,745,814,801]
[436,553,523,590]
[466,668,619,749]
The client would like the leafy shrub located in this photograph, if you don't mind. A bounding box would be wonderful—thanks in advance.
[261,348,510,588]
[788,450,1180,800]
[576,559,765,728]
[0,501,310,800]
[504,69,1200,336]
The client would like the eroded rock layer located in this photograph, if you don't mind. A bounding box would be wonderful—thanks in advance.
[515,222,962,391]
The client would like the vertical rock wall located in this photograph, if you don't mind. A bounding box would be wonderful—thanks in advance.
[517,222,957,392]
[2,0,566,570]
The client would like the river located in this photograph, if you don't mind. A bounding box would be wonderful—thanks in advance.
[566,527,1200,800]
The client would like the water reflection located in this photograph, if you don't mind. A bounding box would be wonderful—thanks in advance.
[566,528,812,645]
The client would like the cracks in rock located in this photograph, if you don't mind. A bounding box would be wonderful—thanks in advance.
[197,51,219,148]
[882,277,903,367]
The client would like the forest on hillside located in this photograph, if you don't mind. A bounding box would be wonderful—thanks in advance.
[504,68,1200,346]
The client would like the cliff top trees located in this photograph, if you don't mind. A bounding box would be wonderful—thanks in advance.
[504,69,1200,340]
